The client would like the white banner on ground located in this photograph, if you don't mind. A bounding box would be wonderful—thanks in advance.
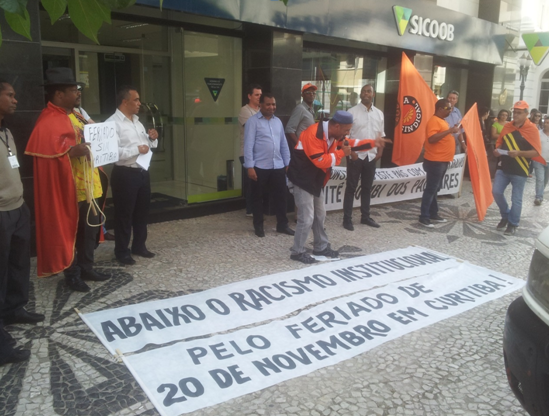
[122,260,523,416]
[84,121,119,167]
[324,154,466,211]
[81,247,457,355]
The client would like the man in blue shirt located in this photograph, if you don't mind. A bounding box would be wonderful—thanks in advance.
[244,93,293,237]
[445,90,466,154]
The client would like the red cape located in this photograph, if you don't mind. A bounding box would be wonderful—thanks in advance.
[497,119,546,165]
[25,102,79,277]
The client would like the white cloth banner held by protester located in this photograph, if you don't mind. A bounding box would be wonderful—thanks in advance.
[324,154,466,211]
[84,121,119,168]
[81,247,456,355]
[122,256,524,416]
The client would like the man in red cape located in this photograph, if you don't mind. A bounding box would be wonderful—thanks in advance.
[492,100,545,236]
[25,68,109,291]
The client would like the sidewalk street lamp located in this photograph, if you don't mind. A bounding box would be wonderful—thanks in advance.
[519,53,532,101]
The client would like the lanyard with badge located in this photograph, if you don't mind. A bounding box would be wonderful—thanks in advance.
[0,127,20,168]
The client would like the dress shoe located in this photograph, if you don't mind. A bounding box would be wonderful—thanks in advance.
[81,269,110,282]
[361,217,380,228]
[290,253,318,264]
[104,232,115,241]
[65,275,91,292]
[117,255,136,265]
[255,228,265,238]
[4,309,45,325]
[276,226,295,236]
[131,249,156,259]
[343,220,354,231]
[313,247,339,258]
[0,347,30,366]
[0,327,16,346]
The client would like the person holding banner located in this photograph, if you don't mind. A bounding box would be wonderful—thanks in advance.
[493,101,543,236]
[107,86,159,265]
[287,111,389,263]
[419,99,460,228]
[25,68,109,292]
[343,84,385,231]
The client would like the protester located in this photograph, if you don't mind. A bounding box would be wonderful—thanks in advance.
[343,84,385,231]
[445,90,465,154]
[0,79,45,366]
[238,84,262,217]
[107,85,159,265]
[493,101,543,236]
[25,68,109,292]
[244,93,293,238]
[418,99,460,228]
[287,110,389,263]
[491,110,509,142]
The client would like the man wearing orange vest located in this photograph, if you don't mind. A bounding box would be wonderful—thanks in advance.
[493,100,543,236]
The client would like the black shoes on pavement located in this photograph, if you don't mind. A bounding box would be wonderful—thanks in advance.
[255,228,265,237]
[3,309,45,326]
[496,218,508,231]
[276,226,295,236]
[343,220,354,231]
[290,253,318,264]
[0,346,30,366]
[81,269,110,281]
[343,217,380,230]
[132,249,156,258]
[361,217,380,228]
[117,255,136,265]
[312,247,339,258]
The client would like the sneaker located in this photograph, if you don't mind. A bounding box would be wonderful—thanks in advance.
[418,218,434,228]
[290,253,318,264]
[504,224,517,236]
[535,199,542,206]
[430,215,448,223]
[312,247,339,258]
[496,218,508,231]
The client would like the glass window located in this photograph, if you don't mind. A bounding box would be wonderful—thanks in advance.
[184,31,242,203]
[302,48,385,118]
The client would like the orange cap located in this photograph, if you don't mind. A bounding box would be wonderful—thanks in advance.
[302,83,318,93]
[513,100,529,110]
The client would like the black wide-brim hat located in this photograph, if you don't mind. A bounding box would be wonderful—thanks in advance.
[43,67,86,88]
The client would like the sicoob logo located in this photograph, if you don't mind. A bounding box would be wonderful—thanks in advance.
[397,96,422,134]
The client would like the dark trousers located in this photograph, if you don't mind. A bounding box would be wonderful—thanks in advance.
[343,156,377,221]
[251,167,288,231]
[64,200,100,277]
[420,159,449,220]
[111,165,151,258]
[239,156,252,214]
[0,203,30,322]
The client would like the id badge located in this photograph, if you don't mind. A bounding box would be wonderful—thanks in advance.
[8,155,20,169]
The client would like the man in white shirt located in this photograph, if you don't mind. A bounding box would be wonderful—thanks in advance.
[107,85,159,265]
[343,84,385,231]
[238,84,262,217]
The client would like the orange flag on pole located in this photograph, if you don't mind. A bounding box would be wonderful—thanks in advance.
[392,52,438,166]
[461,103,493,221]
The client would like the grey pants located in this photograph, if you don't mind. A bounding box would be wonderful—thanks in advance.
[290,185,329,255]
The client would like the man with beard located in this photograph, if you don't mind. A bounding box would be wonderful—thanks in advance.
[26,68,109,292]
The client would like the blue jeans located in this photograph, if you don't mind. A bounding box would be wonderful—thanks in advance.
[533,161,549,200]
[492,169,527,226]
[420,160,449,220]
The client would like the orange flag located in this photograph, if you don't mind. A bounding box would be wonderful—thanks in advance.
[392,52,438,166]
[461,103,493,221]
